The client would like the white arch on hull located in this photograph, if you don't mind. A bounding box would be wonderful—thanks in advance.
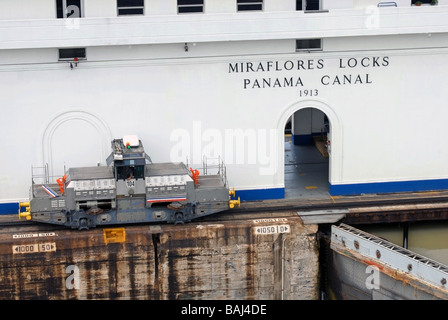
[40,110,112,178]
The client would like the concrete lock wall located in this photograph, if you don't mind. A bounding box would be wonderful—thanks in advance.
[0,214,319,300]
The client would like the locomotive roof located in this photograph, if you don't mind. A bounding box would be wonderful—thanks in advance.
[68,166,114,180]
[112,138,145,155]
[145,162,189,176]
[67,163,189,180]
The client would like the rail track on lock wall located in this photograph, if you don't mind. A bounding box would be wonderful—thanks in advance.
[4,190,448,232]
[205,191,448,225]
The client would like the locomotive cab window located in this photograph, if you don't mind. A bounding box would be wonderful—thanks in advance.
[116,165,144,180]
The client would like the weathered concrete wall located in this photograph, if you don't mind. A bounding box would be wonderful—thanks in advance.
[0,212,319,299]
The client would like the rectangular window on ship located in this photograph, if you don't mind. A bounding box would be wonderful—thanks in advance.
[178,0,204,13]
[56,0,83,18]
[59,48,86,61]
[117,0,144,15]
[296,39,322,52]
[296,0,320,11]
[237,0,263,11]
[411,0,436,5]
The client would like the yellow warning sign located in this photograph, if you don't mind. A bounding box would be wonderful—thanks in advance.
[103,228,126,244]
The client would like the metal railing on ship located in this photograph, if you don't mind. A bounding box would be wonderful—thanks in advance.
[202,155,228,188]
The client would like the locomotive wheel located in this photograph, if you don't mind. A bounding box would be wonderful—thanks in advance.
[78,218,89,230]
[174,212,184,224]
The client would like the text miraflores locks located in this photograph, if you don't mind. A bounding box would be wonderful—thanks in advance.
[228,56,390,89]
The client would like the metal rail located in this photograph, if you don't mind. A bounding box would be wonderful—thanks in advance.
[332,223,448,291]
[231,195,448,215]
[0,220,35,227]
[3,193,448,230]
[378,2,398,7]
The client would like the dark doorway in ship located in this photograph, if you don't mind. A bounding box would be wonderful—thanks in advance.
[284,107,330,199]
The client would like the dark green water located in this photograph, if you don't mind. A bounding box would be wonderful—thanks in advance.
[359,220,448,266]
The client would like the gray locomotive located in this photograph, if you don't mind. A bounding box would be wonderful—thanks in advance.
[20,135,240,230]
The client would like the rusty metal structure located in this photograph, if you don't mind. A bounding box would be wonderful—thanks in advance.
[328,223,448,300]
